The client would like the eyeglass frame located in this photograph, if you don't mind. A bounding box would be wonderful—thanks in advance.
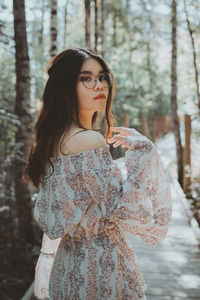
[78,71,113,89]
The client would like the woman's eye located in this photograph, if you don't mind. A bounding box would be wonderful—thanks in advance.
[81,76,91,82]
[99,75,106,82]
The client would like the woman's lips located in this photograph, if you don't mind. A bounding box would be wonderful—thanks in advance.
[93,94,106,100]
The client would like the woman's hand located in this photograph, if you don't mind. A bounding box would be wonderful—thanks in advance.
[107,126,153,151]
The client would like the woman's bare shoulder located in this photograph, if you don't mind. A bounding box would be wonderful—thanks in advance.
[61,129,107,154]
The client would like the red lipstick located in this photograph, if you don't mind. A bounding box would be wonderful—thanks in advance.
[93,94,106,100]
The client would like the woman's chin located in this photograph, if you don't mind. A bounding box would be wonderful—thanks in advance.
[95,106,106,112]
[93,102,106,112]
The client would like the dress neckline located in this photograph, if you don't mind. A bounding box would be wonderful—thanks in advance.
[50,144,110,162]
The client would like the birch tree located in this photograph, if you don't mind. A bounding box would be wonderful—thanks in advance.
[63,0,69,49]
[50,0,57,57]
[184,0,200,115]
[39,0,45,47]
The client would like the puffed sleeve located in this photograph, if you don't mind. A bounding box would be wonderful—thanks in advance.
[84,140,172,248]
[114,140,171,247]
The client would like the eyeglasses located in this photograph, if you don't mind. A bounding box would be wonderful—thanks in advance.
[79,72,113,89]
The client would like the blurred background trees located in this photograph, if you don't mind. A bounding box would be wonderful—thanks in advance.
[1,0,200,241]
[0,0,200,296]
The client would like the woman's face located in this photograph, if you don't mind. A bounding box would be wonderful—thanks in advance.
[76,58,109,113]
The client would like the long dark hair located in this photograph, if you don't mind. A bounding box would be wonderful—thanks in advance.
[24,48,116,188]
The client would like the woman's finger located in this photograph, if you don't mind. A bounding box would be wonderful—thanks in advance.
[121,144,126,148]
[110,127,129,133]
[112,140,123,148]
[110,126,139,137]
[110,128,130,138]
[108,136,130,148]
[110,127,123,132]
[107,135,123,143]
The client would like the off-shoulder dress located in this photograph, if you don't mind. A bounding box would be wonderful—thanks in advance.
[33,134,172,300]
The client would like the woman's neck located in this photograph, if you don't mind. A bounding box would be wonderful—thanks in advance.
[72,112,93,130]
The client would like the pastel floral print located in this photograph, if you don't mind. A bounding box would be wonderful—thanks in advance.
[34,130,172,300]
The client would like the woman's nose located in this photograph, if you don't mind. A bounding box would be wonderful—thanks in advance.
[95,78,104,90]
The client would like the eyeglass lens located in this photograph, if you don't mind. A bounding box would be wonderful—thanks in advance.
[81,72,112,89]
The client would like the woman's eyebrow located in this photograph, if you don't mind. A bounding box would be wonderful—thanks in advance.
[79,70,105,74]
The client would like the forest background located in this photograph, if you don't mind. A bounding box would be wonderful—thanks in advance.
[0,0,200,299]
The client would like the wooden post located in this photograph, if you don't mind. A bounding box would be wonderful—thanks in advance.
[123,113,129,127]
[168,114,172,132]
[157,117,161,139]
[166,115,170,133]
[142,115,148,137]
[160,115,164,133]
[162,115,168,134]
[151,115,156,143]
[183,114,191,193]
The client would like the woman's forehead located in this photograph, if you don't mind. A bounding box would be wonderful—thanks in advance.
[80,58,103,73]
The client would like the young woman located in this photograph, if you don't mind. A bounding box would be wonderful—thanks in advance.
[25,48,172,300]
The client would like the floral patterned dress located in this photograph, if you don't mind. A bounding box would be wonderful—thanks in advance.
[33,137,172,300]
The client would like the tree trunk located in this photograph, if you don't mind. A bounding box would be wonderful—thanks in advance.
[184,0,200,115]
[39,0,45,46]
[13,0,34,244]
[141,0,154,91]
[183,114,191,194]
[94,0,98,52]
[171,0,183,187]
[50,0,57,57]
[112,8,117,47]
[85,0,91,49]
[126,0,130,12]
[100,0,105,57]
[63,0,68,49]
[123,113,129,127]
[146,41,153,91]
[151,114,156,143]
[157,116,161,138]
[142,115,148,137]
